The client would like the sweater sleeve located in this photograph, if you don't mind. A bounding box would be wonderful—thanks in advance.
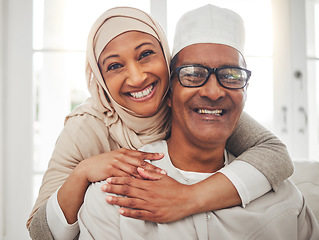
[226,112,294,191]
[27,114,114,238]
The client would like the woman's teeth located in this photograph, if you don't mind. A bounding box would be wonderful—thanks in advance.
[197,109,223,116]
[129,84,154,99]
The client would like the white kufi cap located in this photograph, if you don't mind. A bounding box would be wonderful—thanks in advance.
[172,4,245,58]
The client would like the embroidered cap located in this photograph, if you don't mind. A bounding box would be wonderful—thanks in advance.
[172,4,245,58]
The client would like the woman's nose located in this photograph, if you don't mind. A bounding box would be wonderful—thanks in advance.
[198,74,226,101]
[125,62,147,87]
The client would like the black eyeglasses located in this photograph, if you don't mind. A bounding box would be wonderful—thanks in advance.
[173,64,251,89]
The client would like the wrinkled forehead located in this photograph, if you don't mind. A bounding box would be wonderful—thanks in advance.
[174,43,246,68]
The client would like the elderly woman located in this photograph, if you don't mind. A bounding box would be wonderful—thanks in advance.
[27,6,293,239]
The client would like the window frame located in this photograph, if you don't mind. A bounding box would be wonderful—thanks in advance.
[0,0,5,238]
[1,0,33,239]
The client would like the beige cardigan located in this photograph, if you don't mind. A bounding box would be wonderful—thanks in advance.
[27,111,293,239]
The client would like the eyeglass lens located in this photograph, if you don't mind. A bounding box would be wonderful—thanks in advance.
[179,66,248,89]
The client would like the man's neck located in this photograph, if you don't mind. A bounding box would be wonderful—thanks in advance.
[166,133,226,173]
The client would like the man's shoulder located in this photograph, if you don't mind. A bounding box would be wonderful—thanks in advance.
[248,179,304,213]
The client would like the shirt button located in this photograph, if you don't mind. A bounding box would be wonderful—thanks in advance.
[206,213,211,221]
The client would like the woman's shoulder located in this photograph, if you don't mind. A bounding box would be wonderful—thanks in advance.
[57,100,113,151]
[66,98,107,124]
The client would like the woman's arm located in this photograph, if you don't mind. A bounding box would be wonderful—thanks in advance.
[58,149,165,224]
[27,115,110,238]
[104,170,241,222]
[28,114,165,239]
[102,112,293,222]
[29,203,54,240]
[226,111,294,191]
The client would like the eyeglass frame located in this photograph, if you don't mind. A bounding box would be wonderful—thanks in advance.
[172,64,251,90]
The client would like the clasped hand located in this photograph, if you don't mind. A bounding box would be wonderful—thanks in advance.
[101,168,194,223]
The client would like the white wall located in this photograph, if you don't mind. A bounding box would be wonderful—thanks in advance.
[1,0,33,239]
[272,0,309,159]
[150,0,167,33]
[0,0,5,238]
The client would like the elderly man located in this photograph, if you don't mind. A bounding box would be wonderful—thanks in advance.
[78,5,319,239]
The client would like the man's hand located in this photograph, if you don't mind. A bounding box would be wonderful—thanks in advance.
[101,169,194,223]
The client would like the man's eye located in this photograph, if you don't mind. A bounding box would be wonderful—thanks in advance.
[107,63,122,71]
[139,50,154,60]
[223,73,237,79]
[192,71,206,78]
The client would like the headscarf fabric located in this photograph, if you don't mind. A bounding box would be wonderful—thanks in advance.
[28,7,170,229]
[69,6,171,150]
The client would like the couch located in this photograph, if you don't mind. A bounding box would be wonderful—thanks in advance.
[289,161,319,223]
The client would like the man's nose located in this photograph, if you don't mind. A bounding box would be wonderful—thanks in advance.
[198,74,226,101]
[125,62,147,87]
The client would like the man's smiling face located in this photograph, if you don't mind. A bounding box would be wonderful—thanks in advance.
[168,43,247,149]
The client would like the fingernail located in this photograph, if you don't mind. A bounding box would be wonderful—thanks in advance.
[119,209,124,214]
[106,178,112,183]
[106,196,112,202]
[101,185,107,191]
[160,169,167,175]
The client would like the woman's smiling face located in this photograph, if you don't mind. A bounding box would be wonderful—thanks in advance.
[98,31,169,116]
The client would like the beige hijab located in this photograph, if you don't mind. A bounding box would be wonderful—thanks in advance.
[27,8,172,228]
[68,6,171,150]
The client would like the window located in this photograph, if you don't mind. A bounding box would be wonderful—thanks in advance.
[306,0,319,159]
[32,0,150,203]
[166,0,274,129]
[31,0,290,203]
[31,0,319,209]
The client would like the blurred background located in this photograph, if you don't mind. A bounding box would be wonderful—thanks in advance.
[0,0,318,238]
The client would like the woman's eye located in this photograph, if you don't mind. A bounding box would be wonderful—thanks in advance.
[107,63,122,71]
[139,50,154,60]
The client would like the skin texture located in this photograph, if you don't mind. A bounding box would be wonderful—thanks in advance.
[167,43,247,172]
[104,168,239,223]
[57,31,169,224]
[58,149,166,224]
[98,31,169,116]
[102,43,245,222]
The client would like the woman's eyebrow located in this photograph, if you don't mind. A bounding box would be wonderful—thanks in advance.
[135,42,154,50]
[101,42,155,65]
[102,54,119,66]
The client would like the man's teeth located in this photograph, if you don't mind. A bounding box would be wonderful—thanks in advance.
[129,84,154,99]
[197,109,223,115]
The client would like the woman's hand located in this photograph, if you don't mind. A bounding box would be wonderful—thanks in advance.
[77,148,166,184]
[101,168,195,223]
[58,149,165,224]
[101,169,242,224]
